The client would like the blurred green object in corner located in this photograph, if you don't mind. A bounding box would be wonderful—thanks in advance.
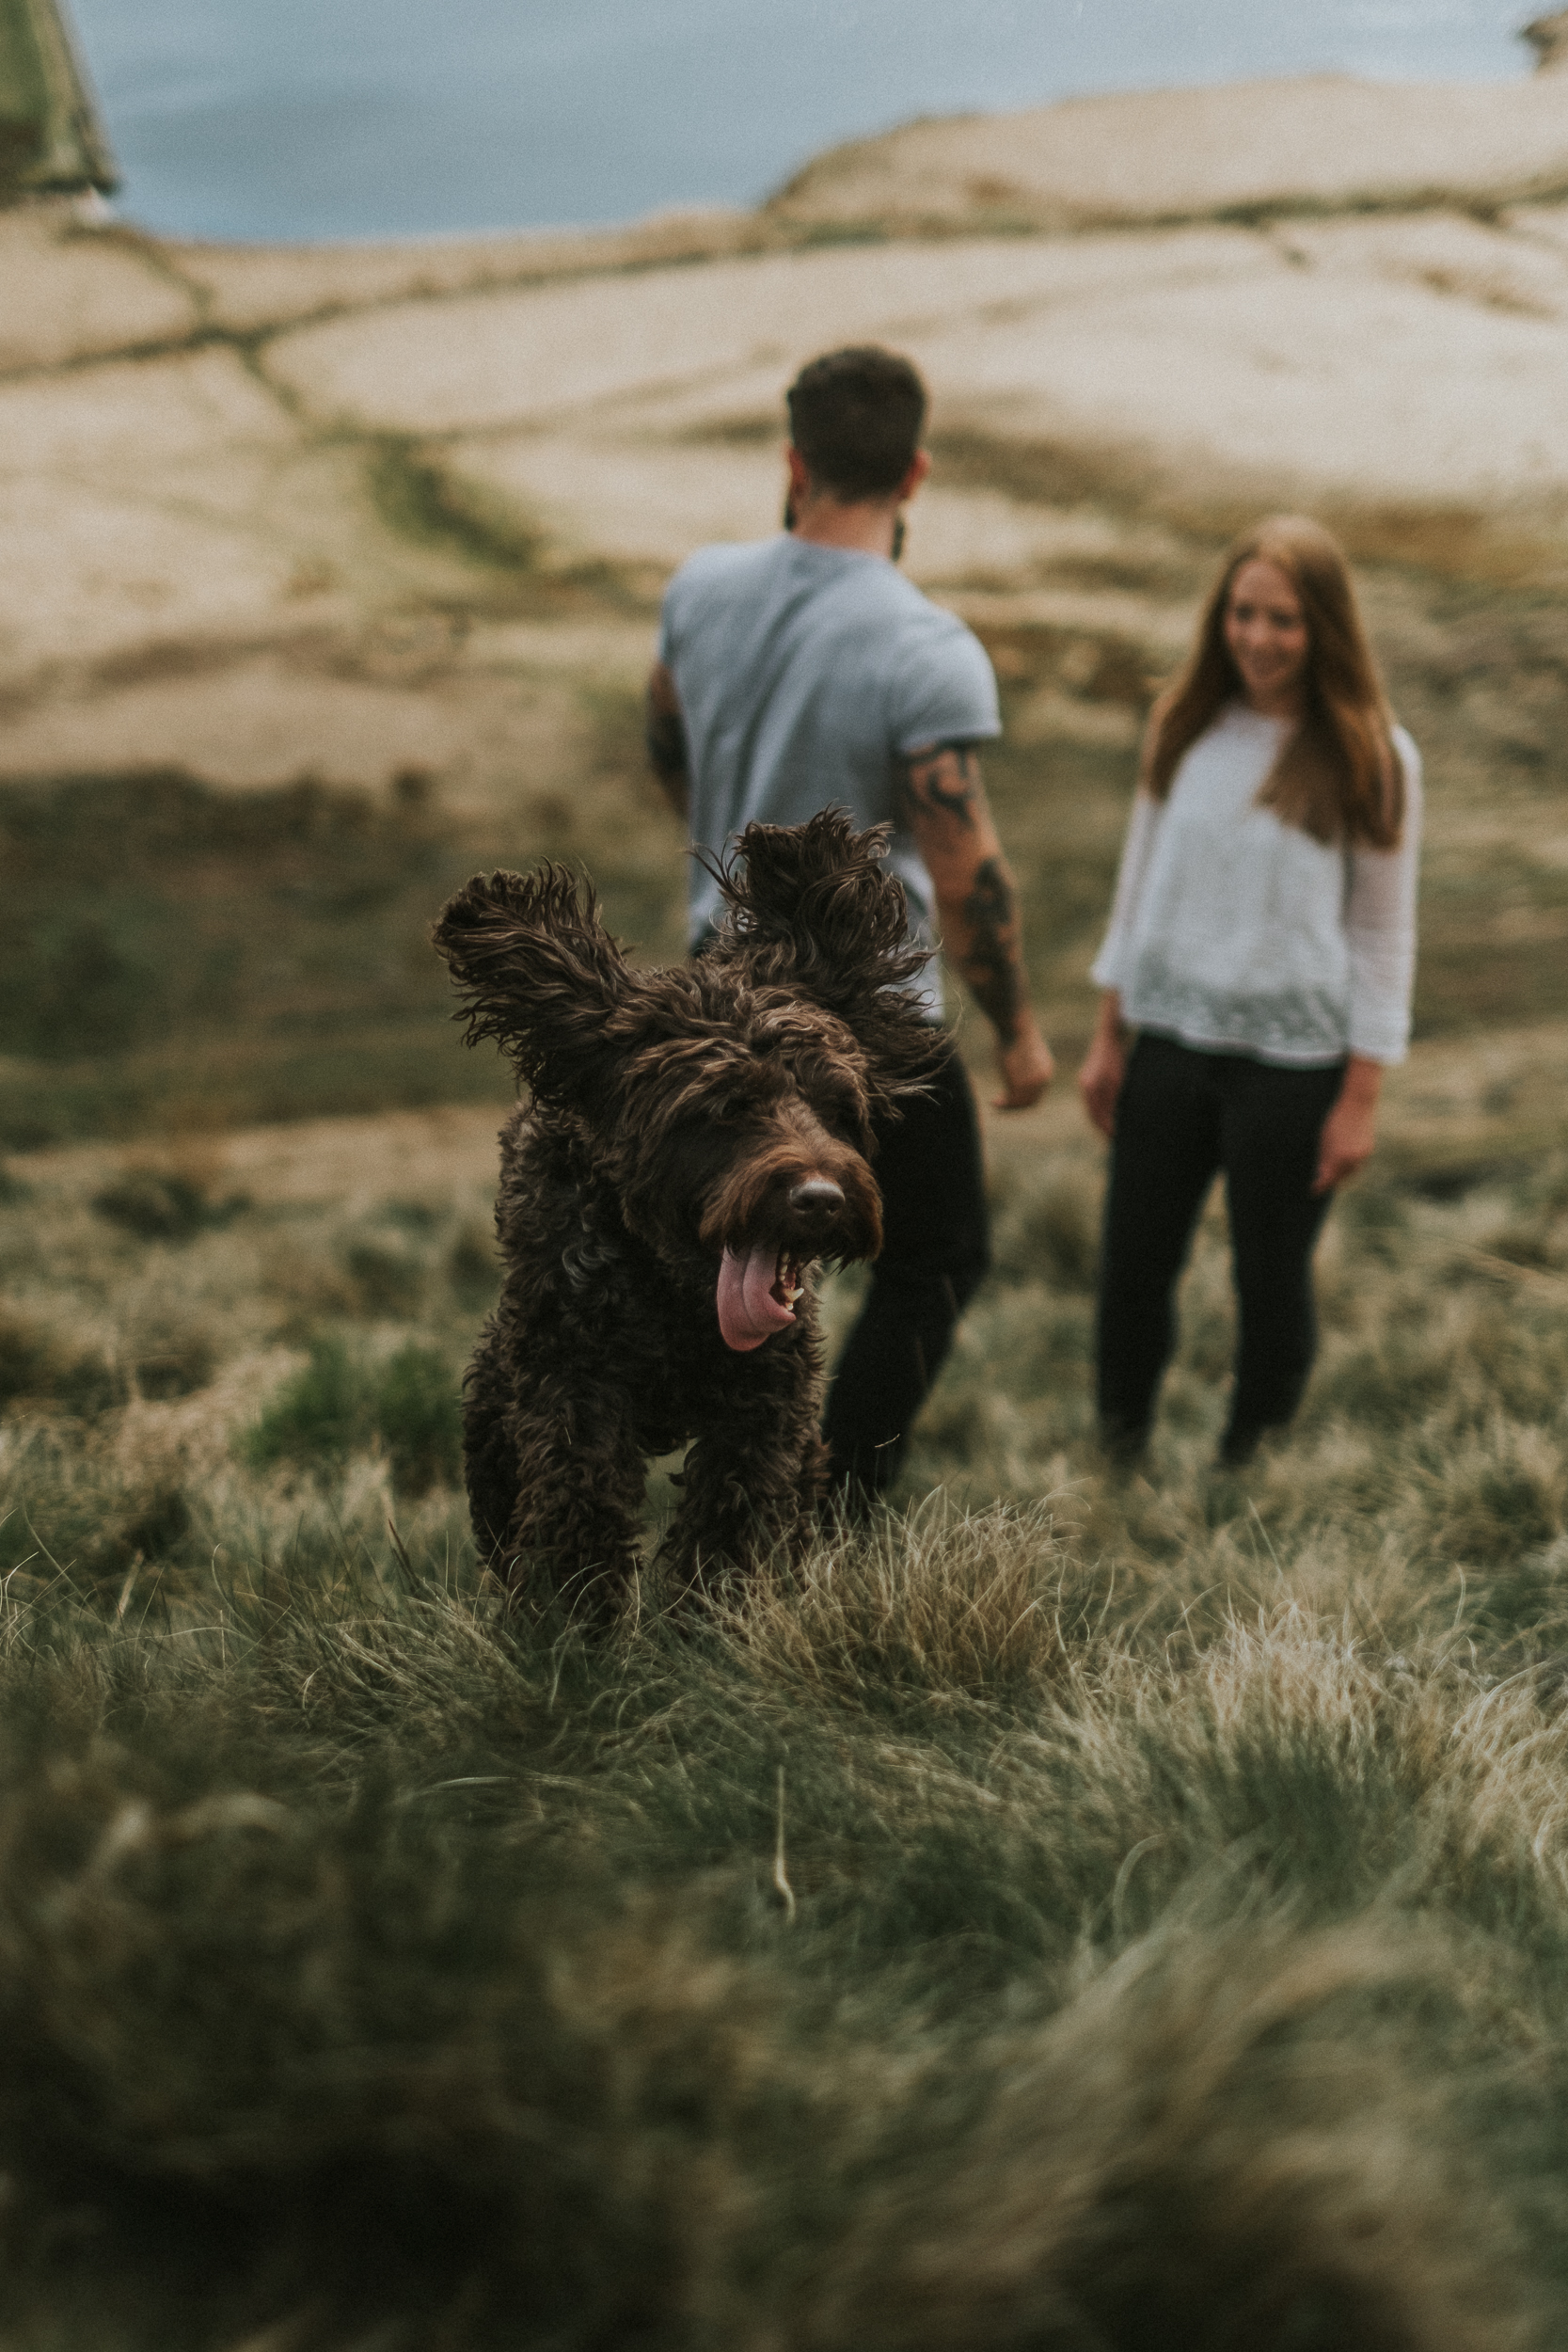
[0,0,117,201]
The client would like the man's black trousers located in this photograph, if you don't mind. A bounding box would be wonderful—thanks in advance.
[1097,1032,1344,1456]
[824,1036,989,1497]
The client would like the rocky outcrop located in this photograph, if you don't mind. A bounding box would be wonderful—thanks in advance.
[0,0,116,199]
[1523,12,1568,73]
[767,73,1568,234]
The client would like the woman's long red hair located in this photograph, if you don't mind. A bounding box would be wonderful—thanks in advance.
[1145,516,1404,849]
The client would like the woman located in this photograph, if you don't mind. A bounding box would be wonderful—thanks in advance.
[1078,516,1420,1468]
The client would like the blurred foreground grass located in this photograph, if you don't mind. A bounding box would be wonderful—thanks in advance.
[1,1086,1567,2345]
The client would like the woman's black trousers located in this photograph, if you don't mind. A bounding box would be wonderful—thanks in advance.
[1096,1031,1344,1457]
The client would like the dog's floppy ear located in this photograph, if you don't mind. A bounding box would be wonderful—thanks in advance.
[706,808,935,1089]
[434,867,631,1111]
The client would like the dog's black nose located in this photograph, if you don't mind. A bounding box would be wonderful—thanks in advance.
[790,1178,845,1220]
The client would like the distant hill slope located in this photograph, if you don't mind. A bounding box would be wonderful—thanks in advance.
[6,72,1568,790]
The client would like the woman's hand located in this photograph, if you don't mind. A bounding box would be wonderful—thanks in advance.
[1312,1055,1384,1194]
[1078,993,1127,1137]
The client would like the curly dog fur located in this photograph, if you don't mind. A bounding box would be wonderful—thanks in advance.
[434,810,936,1620]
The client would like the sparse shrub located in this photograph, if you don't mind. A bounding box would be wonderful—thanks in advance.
[1009,1295,1094,1401]
[0,1424,194,1582]
[1510,1154,1568,1220]
[260,1240,359,1331]
[1307,1327,1454,1435]
[916,1386,990,1462]
[1441,1294,1568,1426]
[112,1482,193,1567]
[130,1314,217,1401]
[1476,1217,1564,1272]
[374,1341,463,1495]
[1338,1183,1410,1263]
[1424,1422,1565,1567]
[998,1169,1101,1292]
[48,1345,121,1420]
[448,1221,499,1308]
[391,764,436,811]
[1461,1543,1566,1645]
[0,1308,119,1419]
[344,1238,425,1316]
[0,1309,57,1406]
[91,1165,247,1243]
[1402,1157,1518,1204]
[380,1197,440,1234]
[1161,1363,1222,1434]
[24,917,156,1057]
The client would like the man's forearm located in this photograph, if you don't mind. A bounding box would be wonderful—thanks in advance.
[896,742,1035,1044]
[942,852,1028,1043]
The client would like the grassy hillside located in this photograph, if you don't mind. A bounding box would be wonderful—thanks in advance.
[2,1075,1567,2344]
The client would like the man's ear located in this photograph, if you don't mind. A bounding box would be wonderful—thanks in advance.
[704,809,937,1095]
[433,867,631,1111]
[897,448,931,503]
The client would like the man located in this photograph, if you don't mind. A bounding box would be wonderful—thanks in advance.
[646,344,1053,1501]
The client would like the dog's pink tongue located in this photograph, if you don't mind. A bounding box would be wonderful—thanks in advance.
[717,1243,794,1352]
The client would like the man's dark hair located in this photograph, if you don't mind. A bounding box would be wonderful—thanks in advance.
[786,347,927,501]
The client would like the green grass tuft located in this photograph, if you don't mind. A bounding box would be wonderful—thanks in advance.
[241,1332,368,1470]
[373,1339,466,1496]
[241,1333,463,1498]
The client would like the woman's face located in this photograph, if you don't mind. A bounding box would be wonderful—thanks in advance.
[1223,557,1310,716]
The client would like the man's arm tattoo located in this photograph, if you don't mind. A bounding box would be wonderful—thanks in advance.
[895,741,982,830]
[958,856,1023,1043]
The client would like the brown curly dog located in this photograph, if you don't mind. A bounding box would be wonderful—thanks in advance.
[434,809,936,1623]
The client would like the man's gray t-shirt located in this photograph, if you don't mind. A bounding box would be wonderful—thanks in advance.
[657,533,1001,1019]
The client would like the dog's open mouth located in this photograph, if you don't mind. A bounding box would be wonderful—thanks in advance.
[717,1242,806,1352]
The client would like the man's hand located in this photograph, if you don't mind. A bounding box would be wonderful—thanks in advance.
[645,660,689,818]
[997,1019,1054,1111]
[1313,1056,1384,1194]
[896,740,1051,1101]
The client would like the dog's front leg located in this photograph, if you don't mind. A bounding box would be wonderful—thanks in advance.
[662,1339,824,1605]
[497,1380,647,1629]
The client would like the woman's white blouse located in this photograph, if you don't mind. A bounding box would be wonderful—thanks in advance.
[1090,703,1422,1067]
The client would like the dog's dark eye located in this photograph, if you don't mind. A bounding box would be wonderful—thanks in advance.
[709,1094,761,1127]
[820,1088,868,1143]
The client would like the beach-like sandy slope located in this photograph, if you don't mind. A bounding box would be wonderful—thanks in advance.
[3,71,1568,796]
